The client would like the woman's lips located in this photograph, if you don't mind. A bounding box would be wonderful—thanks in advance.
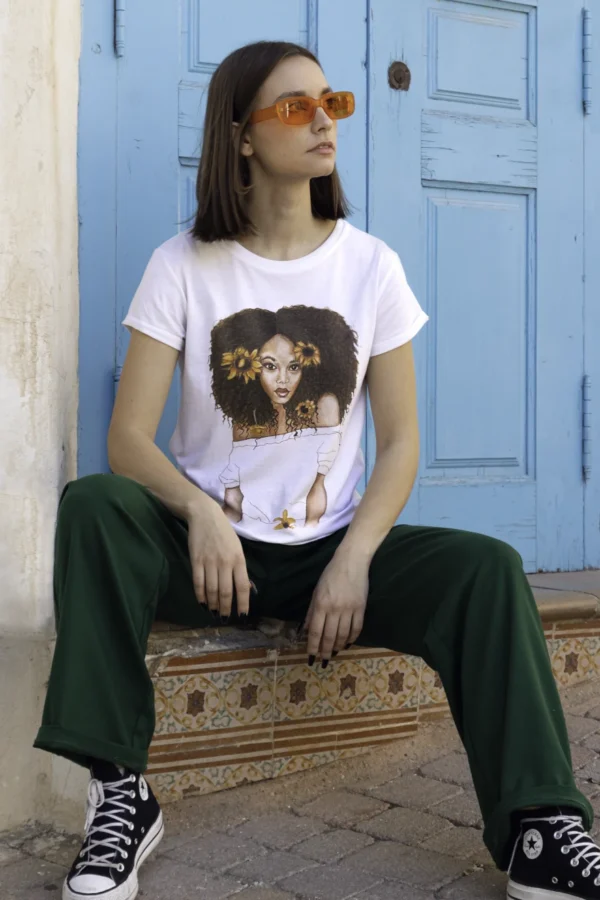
[276,389,289,397]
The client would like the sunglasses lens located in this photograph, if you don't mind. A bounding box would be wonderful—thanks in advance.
[276,92,355,125]
[324,92,355,119]
[279,97,314,124]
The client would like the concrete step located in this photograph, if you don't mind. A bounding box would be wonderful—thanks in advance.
[145,572,600,806]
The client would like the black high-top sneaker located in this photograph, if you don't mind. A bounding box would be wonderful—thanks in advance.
[63,761,164,900]
[507,807,600,900]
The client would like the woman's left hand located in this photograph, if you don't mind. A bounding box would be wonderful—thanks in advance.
[302,553,369,664]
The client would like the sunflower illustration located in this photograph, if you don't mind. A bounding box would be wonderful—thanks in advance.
[296,399,316,421]
[294,341,321,367]
[274,510,296,530]
[221,347,262,384]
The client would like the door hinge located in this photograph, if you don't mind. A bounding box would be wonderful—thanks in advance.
[583,8,592,115]
[583,376,592,482]
[114,365,123,399]
[115,0,125,58]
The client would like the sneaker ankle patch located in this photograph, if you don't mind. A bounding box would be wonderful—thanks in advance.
[523,828,544,859]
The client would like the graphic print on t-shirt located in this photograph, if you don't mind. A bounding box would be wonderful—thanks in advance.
[210,305,359,531]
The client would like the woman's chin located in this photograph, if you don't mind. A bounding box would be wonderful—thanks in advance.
[308,158,336,177]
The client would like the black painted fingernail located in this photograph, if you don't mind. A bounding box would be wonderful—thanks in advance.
[332,651,339,657]
[250,581,258,595]
[321,659,330,670]
[220,615,230,624]
[239,612,248,619]
[345,643,352,649]
[308,655,315,667]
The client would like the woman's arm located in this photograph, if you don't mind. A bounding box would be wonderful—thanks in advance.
[335,341,419,564]
[108,329,209,520]
[303,342,419,661]
[108,329,251,617]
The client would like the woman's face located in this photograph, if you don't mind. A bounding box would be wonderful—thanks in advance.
[259,334,302,406]
[242,55,337,180]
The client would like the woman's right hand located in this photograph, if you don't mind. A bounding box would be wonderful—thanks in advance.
[187,495,251,619]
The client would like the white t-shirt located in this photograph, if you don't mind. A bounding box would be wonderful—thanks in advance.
[122,219,428,544]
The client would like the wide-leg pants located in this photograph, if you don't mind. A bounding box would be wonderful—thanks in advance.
[34,474,594,871]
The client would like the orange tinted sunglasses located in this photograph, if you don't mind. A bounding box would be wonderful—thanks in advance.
[249,90,355,126]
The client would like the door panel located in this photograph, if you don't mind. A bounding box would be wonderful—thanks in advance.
[368,0,585,571]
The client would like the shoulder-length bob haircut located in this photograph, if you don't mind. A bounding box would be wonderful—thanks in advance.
[192,40,350,242]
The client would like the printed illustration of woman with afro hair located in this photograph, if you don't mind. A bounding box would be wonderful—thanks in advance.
[210,305,359,529]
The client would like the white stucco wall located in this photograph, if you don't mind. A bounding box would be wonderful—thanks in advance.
[0,0,84,831]
[0,0,80,635]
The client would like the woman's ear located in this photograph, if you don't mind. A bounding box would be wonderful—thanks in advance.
[232,121,254,159]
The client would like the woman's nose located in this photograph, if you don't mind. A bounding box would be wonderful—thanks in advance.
[313,106,333,131]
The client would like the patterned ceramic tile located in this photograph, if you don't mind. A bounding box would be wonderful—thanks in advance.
[323,660,373,713]
[224,669,274,725]
[147,759,274,804]
[419,703,452,723]
[272,652,421,723]
[271,708,418,761]
[419,663,447,709]
[274,663,323,719]
[147,628,600,807]
[551,637,597,687]
[154,662,275,735]
[370,655,421,710]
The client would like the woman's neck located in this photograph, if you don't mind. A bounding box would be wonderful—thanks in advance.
[238,178,335,261]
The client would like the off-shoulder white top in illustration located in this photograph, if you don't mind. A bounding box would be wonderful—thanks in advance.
[219,427,342,533]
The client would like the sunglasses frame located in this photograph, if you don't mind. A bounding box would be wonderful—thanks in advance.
[249,90,355,126]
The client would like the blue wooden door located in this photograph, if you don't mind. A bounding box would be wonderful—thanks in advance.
[79,0,589,571]
[367,0,587,571]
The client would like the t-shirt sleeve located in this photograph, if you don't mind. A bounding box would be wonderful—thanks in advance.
[121,247,187,351]
[371,247,429,357]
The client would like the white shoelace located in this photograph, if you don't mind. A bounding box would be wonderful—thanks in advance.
[550,815,600,883]
[76,774,137,874]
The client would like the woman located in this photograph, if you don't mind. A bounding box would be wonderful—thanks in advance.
[34,40,597,900]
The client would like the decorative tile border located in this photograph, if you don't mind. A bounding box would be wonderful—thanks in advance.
[146,622,600,804]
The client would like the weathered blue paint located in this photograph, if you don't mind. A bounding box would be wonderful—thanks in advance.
[366,0,586,571]
[585,24,600,567]
[77,1,118,476]
[78,0,595,571]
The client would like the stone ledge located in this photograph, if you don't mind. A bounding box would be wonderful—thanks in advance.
[148,581,600,650]
[533,588,600,623]
[528,572,600,621]
[145,577,600,805]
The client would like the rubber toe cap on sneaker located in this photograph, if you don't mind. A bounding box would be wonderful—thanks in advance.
[67,873,115,895]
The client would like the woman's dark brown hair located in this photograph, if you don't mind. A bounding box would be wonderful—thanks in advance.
[192,41,350,242]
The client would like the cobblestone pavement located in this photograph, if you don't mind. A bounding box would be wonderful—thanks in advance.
[3,679,600,899]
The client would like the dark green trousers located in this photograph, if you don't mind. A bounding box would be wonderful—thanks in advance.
[34,474,593,871]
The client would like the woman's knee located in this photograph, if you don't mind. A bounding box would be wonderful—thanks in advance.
[58,473,147,526]
[448,529,524,576]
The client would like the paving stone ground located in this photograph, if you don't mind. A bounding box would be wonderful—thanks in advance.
[2,678,600,900]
